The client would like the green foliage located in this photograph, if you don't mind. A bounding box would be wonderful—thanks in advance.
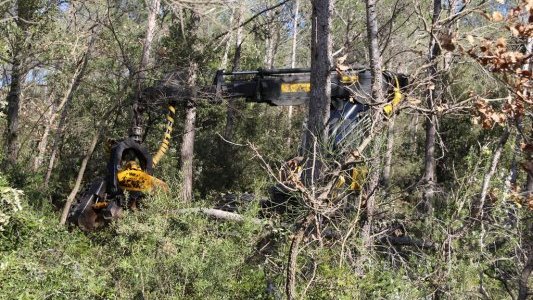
[0,174,23,232]
[0,181,270,299]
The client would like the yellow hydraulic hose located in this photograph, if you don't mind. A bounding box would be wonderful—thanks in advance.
[152,103,176,166]
[383,75,403,116]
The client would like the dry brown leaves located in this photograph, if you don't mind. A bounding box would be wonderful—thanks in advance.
[472,99,507,128]
[462,0,533,125]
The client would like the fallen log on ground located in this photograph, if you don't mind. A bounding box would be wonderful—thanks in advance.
[173,208,269,226]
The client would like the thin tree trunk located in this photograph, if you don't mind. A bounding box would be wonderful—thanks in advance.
[43,43,92,187]
[518,251,532,300]
[5,54,23,166]
[286,213,314,300]
[411,114,419,152]
[522,38,532,196]
[504,126,520,194]
[59,131,100,225]
[224,5,244,141]
[479,128,510,219]
[264,9,276,69]
[4,0,35,167]
[382,117,395,187]
[307,0,333,142]
[32,93,55,171]
[361,0,385,253]
[422,0,442,207]
[220,8,235,70]
[518,211,532,300]
[286,0,299,148]
[365,0,383,103]
[44,104,69,187]
[34,42,92,172]
[181,95,197,202]
[180,12,201,202]
[131,0,160,139]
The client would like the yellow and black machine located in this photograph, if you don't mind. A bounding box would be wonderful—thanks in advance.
[68,102,176,231]
[68,67,408,231]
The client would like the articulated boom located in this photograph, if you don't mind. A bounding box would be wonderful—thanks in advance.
[68,68,408,231]
[215,68,408,149]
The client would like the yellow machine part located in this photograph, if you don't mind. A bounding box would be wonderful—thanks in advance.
[153,104,176,166]
[340,74,359,84]
[333,166,368,192]
[281,83,311,93]
[383,75,403,116]
[350,166,368,191]
[117,168,168,192]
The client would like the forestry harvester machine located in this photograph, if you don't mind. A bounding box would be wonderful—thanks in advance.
[68,67,408,231]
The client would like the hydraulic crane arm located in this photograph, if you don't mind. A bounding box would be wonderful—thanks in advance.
[214,68,408,150]
[213,68,408,107]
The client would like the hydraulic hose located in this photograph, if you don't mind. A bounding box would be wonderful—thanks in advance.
[152,101,176,166]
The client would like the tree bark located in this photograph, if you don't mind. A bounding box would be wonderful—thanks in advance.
[44,102,69,187]
[223,5,244,141]
[34,41,92,172]
[60,131,100,225]
[479,128,510,220]
[365,0,384,103]
[518,252,532,300]
[130,0,160,139]
[286,213,314,300]
[306,0,333,146]
[4,0,38,166]
[43,43,92,186]
[303,0,333,185]
[220,8,235,70]
[286,0,299,148]
[32,93,55,171]
[522,38,532,196]
[5,54,23,166]
[264,8,279,69]
[361,0,385,254]
[180,12,201,202]
[422,0,442,206]
[382,117,395,187]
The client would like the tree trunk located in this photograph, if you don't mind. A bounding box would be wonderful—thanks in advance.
[365,0,383,103]
[44,103,69,187]
[34,41,92,172]
[181,96,197,202]
[5,54,23,166]
[59,131,100,225]
[306,0,333,147]
[361,0,385,254]
[220,8,235,70]
[286,0,299,148]
[180,12,201,202]
[518,250,532,300]
[422,0,442,207]
[479,128,510,219]
[4,0,38,167]
[304,0,333,185]
[223,5,244,141]
[130,0,160,139]
[32,93,55,171]
[522,38,532,196]
[382,117,395,187]
[43,43,92,187]
[264,8,278,69]
[285,213,314,300]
